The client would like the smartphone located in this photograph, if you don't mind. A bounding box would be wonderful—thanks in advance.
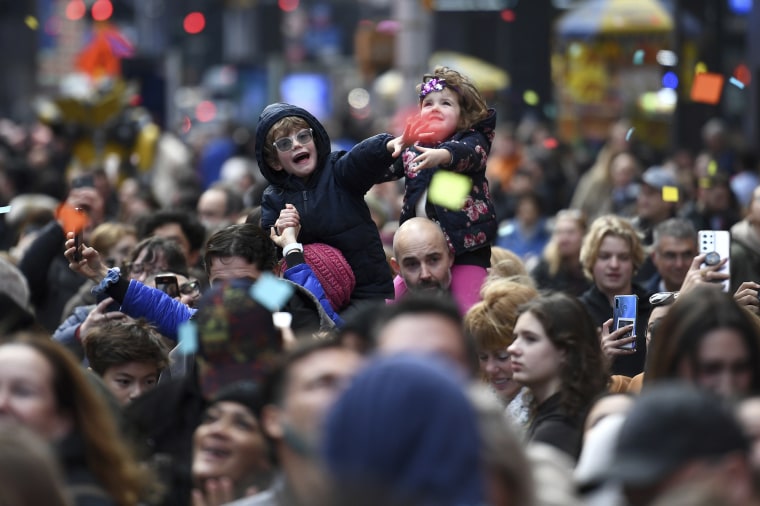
[72,207,86,262]
[155,275,180,298]
[71,174,95,189]
[698,230,730,292]
[613,294,638,350]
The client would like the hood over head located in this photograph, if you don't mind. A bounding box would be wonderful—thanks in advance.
[255,103,332,187]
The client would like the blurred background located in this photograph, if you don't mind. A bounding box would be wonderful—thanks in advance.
[0,0,757,177]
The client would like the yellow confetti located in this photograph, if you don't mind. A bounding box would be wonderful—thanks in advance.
[699,177,711,189]
[523,90,539,106]
[25,16,38,30]
[695,62,708,74]
[428,171,472,211]
[707,160,717,176]
[662,186,679,203]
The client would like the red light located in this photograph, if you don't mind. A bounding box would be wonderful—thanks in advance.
[500,9,515,22]
[278,0,299,12]
[91,0,113,21]
[734,64,752,85]
[195,101,217,123]
[66,0,86,20]
[542,138,559,150]
[183,12,206,34]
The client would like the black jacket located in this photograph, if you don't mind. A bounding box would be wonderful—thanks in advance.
[578,284,651,377]
[528,393,583,461]
[255,103,394,300]
[18,220,87,331]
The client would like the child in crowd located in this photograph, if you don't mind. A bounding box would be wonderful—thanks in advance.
[83,318,169,406]
[254,103,416,315]
[389,66,497,312]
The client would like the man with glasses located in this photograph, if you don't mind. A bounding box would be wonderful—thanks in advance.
[645,218,698,294]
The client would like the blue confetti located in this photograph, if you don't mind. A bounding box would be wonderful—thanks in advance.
[633,50,645,65]
[178,320,198,355]
[249,272,294,312]
[729,77,745,89]
[626,128,635,142]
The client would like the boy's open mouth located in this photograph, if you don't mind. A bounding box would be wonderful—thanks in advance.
[293,152,310,163]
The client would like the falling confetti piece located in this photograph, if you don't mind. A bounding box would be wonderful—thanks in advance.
[690,72,724,105]
[523,90,539,106]
[249,273,294,312]
[695,62,708,74]
[707,160,718,176]
[626,127,635,142]
[0,206,11,213]
[25,16,38,30]
[428,171,472,211]
[178,321,198,355]
[662,186,679,203]
[699,177,711,189]
[729,77,745,89]
[633,49,645,65]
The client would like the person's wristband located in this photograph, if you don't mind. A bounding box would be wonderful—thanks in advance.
[91,267,121,297]
[282,242,304,257]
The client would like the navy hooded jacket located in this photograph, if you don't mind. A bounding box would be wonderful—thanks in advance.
[255,103,395,300]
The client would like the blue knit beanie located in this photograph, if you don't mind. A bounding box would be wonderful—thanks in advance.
[323,354,485,506]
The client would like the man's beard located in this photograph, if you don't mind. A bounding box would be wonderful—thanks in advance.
[409,281,448,295]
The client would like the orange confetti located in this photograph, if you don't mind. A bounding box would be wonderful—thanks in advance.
[57,204,89,233]
[690,72,724,105]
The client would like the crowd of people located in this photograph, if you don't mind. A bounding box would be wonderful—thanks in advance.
[1,65,760,506]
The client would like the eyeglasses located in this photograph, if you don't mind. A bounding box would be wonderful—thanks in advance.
[272,129,313,152]
[126,262,166,277]
[649,291,679,307]
[180,280,201,297]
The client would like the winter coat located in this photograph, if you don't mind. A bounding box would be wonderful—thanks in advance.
[388,110,498,259]
[255,103,395,301]
[18,220,87,331]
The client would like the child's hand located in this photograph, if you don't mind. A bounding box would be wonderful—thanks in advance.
[275,203,300,235]
[409,146,453,172]
[387,117,434,157]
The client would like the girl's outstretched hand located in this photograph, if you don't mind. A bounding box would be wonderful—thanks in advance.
[387,116,434,157]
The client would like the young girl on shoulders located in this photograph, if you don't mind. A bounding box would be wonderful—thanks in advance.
[389,66,498,313]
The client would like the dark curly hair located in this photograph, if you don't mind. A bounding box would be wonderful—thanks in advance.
[517,292,608,419]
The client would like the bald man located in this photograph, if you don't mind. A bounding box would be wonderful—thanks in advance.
[391,217,455,296]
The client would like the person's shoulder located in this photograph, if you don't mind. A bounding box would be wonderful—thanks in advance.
[226,489,276,506]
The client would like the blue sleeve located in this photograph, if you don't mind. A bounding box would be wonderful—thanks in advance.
[120,280,197,341]
[261,191,279,231]
[284,263,345,327]
[52,306,90,358]
[332,134,397,194]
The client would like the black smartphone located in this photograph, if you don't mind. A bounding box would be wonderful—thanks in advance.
[155,275,180,298]
[72,207,85,262]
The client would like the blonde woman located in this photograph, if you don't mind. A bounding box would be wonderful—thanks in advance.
[530,209,590,296]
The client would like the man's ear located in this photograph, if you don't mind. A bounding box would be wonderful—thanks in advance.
[261,404,284,440]
[390,257,400,276]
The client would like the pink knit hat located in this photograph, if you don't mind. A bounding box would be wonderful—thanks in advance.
[281,243,356,312]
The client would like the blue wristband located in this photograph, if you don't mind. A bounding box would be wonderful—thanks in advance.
[91,267,121,297]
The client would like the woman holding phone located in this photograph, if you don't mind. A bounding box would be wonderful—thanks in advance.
[507,292,608,460]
